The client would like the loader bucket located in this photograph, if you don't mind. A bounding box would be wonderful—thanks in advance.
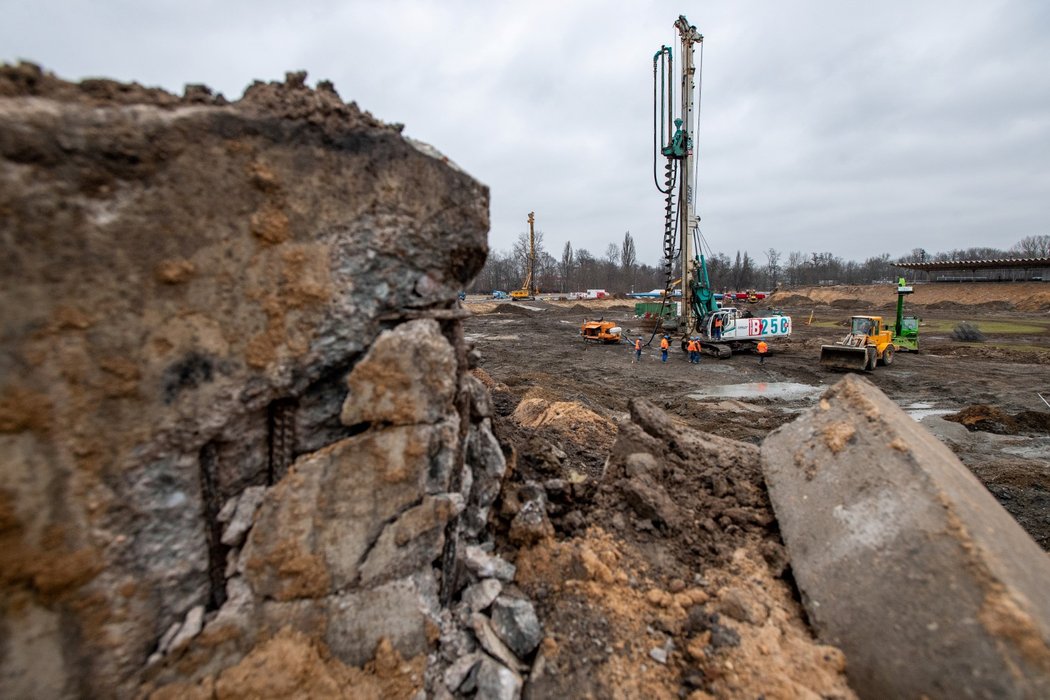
[820,344,872,371]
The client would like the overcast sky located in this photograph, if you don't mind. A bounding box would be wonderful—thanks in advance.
[4,1,1048,266]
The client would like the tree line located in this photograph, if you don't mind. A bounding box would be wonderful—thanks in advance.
[469,232,1050,295]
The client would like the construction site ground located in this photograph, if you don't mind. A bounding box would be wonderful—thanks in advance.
[463,284,1050,698]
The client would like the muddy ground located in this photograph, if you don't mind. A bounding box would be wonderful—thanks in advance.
[463,288,1050,698]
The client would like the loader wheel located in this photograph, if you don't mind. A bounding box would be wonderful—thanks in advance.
[866,347,878,371]
[882,346,894,366]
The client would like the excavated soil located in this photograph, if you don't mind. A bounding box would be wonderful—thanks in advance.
[466,285,1050,697]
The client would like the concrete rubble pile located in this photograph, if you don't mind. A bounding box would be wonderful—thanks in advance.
[0,63,540,699]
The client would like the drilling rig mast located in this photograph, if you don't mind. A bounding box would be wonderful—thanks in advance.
[511,211,538,300]
[652,16,704,331]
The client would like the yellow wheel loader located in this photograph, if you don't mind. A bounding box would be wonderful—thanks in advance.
[820,316,896,371]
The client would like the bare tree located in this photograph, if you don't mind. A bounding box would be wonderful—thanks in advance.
[537,251,559,291]
[786,251,805,285]
[764,248,781,289]
[1011,235,1050,258]
[621,231,637,291]
[512,229,545,288]
[560,241,575,292]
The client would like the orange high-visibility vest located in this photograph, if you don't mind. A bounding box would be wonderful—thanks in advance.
[687,340,697,352]
[714,318,723,328]
[757,341,768,354]
[660,338,669,350]
[635,339,642,350]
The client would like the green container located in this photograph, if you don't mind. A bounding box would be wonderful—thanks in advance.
[634,302,675,318]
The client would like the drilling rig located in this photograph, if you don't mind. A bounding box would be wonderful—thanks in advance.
[511,211,539,300]
[651,16,792,357]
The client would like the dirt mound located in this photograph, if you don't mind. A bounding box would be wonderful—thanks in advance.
[511,396,616,447]
[150,628,424,699]
[469,367,501,389]
[784,282,1050,311]
[514,531,853,700]
[948,404,1050,434]
[770,293,820,306]
[830,298,862,309]
[970,300,1016,311]
[467,302,498,315]
[493,398,855,698]
[493,303,537,316]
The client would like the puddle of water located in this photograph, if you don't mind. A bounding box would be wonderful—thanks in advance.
[909,409,955,420]
[1002,439,1050,461]
[463,334,520,341]
[689,382,821,401]
[900,402,955,422]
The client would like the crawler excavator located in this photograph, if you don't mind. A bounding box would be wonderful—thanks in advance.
[510,212,539,300]
[650,16,792,358]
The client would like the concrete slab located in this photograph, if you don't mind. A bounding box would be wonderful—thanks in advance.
[762,374,1050,699]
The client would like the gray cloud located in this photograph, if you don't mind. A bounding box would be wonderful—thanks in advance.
[3,0,1047,265]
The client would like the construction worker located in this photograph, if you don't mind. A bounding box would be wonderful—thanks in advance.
[660,335,670,363]
[633,337,643,363]
[687,337,700,364]
[713,315,723,340]
[757,340,768,364]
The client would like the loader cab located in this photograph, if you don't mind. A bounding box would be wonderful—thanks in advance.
[851,316,879,337]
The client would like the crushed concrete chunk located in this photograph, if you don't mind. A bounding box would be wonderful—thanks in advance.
[167,605,205,652]
[490,596,542,659]
[470,613,527,673]
[474,655,523,700]
[220,486,267,547]
[462,579,502,612]
[443,652,482,692]
[463,545,516,582]
[341,319,458,427]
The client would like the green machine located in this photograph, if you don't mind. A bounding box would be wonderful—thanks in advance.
[893,278,920,351]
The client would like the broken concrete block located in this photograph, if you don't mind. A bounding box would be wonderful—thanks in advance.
[490,596,542,659]
[0,66,490,696]
[762,375,1050,698]
[358,494,464,586]
[325,573,439,667]
[241,419,458,600]
[462,419,508,539]
[340,319,458,427]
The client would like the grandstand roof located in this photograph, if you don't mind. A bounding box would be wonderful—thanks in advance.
[894,257,1050,271]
